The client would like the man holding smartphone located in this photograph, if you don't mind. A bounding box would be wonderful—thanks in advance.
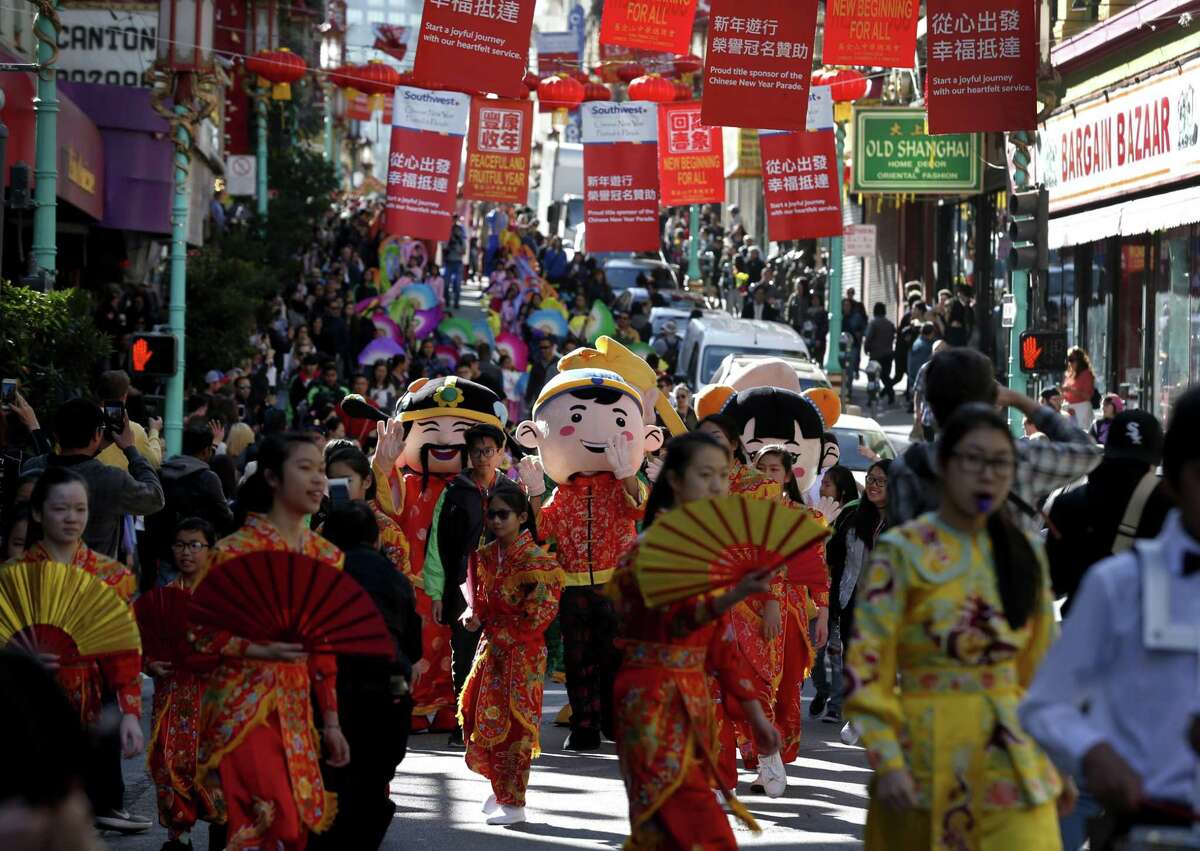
[94,371,163,471]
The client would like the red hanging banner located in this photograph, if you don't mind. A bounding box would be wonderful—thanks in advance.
[411,0,535,99]
[700,0,820,131]
[925,0,1037,134]
[345,92,393,123]
[582,102,661,253]
[759,130,843,241]
[384,87,470,242]
[822,0,919,68]
[657,102,724,206]
[599,0,698,56]
[462,97,532,204]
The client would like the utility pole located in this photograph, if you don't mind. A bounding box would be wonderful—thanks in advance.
[1005,130,1046,435]
[31,0,59,280]
[824,121,847,377]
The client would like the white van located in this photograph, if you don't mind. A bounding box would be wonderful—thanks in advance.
[679,314,811,389]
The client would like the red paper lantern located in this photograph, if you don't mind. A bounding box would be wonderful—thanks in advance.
[673,80,693,101]
[812,67,869,103]
[615,62,645,84]
[538,73,585,127]
[583,80,613,102]
[627,74,676,104]
[245,47,307,100]
[673,53,703,78]
[523,70,539,91]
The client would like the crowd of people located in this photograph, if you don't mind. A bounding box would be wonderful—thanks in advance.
[0,197,1198,851]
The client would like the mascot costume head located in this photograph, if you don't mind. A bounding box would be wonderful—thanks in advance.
[394,376,507,477]
[515,337,667,483]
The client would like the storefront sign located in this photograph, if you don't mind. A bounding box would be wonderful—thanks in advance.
[411,0,535,98]
[385,86,470,241]
[1040,55,1200,213]
[462,97,532,204]
[599,0,698,55]
[723,128,761,179]
[844,223,877,256]
[582,102,661,252]
[925,0,1036,134]
[822,0,919,69]
[657,102,724,206]
[808,85,834,131]
[700,0,819,131]
[55,10,156,88]
[760,129,842,241]
[851,107,982,194]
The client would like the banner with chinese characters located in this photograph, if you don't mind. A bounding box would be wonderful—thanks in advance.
[851,107,982,193]
[411,0,535,99]
[462,97,532,204]
[759,130,842,241]
[657,102,724,206]
[599,0,698,55]
[822,0,920,68]
[385,86,470,241]
[700,0,819,131]
[581,102,661,253]
[925,0,1036,134]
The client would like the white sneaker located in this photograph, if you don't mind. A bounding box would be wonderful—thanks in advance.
[481,794,498,814]
[486,804,527,825]
[749,772,766,794]
[840,721,860,746]
[759,752,787,798]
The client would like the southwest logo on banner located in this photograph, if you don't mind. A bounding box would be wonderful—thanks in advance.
[599,0,699,55]
[582,102,661,253]
[658,103,724,206]
[822,0,920,69]
[463,97,532,204]
[760,129,843,241]
[385,86,470,242]
[925,0,1036,134]
[412,0,535,98]
[701,0,819,131]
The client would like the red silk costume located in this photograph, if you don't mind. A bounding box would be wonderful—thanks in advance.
[610,549,760,851]
[376,468,457,728]
[537,472,646,589]
[24,542,141,725]
[459,531,563,807]
[193,514,343,851]
[145,577,214,835]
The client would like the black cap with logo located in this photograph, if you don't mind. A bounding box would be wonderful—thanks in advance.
[1105,409,1163,466]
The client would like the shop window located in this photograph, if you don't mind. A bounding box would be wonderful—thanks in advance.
[1045,247,1076,334]
[1153,226,1200,424]
[1085,241,1111,398]
[1116,238,1149,409]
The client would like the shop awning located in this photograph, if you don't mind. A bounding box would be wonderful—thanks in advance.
[1049,186,1200,249]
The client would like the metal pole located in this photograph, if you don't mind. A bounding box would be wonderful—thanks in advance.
[1006,132,1034,436]
[323,83,334,163]
[824,122,847,376]
[0,123,8,267]
[687,204,700,282]
[31,1,58,279]
[256,87,268,219]
[165,104,192,458]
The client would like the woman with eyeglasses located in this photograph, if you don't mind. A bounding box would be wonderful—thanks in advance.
[457,488,563,825]
[816,460,891,735]
[145,518,218,850]
[845,405,1070,851]
[324,440,411,581]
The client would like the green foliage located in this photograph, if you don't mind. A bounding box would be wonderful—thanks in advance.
[183,249,279,387]
[0,284,112,418]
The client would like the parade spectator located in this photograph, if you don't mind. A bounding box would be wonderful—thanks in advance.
[742,285,779,321]
[863,303,896,405]
[95,370,163,471]
[444,215,467,309]
[1062,346,1098,429]
[525,338,558,410]
[1090,393,1124,445]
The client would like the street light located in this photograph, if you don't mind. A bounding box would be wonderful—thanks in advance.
[151,0,215,457]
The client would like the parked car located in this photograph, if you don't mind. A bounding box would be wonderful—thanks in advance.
[681,314,811,389]
[709,353,831,393]
[830,413,898,487]
[599,254,681,293]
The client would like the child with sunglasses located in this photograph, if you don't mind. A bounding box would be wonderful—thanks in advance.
[458,489,564,825]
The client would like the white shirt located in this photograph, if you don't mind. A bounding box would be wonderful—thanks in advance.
[1018,511,1200,802]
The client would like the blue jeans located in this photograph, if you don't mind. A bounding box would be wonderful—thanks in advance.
[444,261,463,307]
[1059,789,1101,851]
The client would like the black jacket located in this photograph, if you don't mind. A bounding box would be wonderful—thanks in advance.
[338,545,422,686]
[433,471,529,625]
[741,301,780,322]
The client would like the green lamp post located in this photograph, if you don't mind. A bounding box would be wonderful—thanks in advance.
[31,0,60,280]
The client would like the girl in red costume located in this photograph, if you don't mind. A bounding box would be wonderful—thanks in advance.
[193,433,350,851]
[611,432,782,850]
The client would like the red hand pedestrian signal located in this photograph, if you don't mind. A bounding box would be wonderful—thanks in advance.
[132,338,152,372]
[1021,335,1042,371]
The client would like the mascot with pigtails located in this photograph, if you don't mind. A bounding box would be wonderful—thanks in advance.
[697,359,841,791]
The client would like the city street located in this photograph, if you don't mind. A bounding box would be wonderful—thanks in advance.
[108,681,868,850]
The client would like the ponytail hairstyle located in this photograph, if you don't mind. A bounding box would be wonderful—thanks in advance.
[644,431,730,529]
[234,432,321,527]
[26,467,90,548]
[324,439,376,500]
[696,413,745,463]
[937,404,1039,630]
[754,444,803,503]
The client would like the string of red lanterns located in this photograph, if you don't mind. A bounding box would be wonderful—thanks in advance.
[245,47,307,100]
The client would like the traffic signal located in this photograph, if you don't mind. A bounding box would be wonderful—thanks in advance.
[1018,330,1067,374]
[129,332,177,377]
[1008,187,1049,271]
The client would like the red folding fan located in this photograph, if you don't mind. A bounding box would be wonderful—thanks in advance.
[188,552,395,658]
[133,587,218,672]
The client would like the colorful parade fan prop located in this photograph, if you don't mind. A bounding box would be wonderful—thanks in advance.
[438,317,475,346]
[410,307,443,339]
[633,496,830,608]
[0,561,141,662]
[626,341,655,359]
[495,332,529,371]
[189,552,395,658]
[133,586,218,672]
[526,309,570,340]
[584,300,616,343]
[470,316,496,347]
[400,283,439,311]
[357,337,405,366]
